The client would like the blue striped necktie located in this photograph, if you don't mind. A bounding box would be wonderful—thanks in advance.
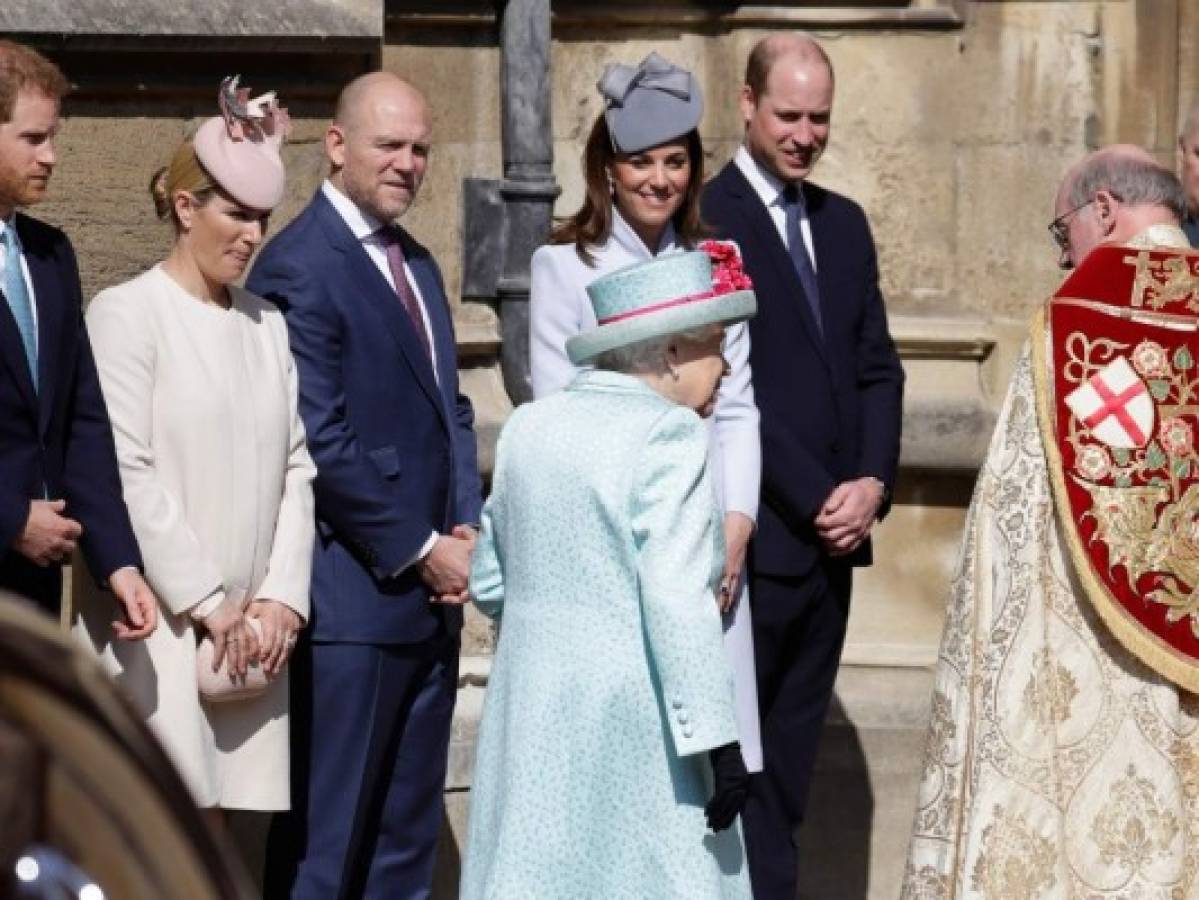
[782,183,823,337]
[2,223,37,389]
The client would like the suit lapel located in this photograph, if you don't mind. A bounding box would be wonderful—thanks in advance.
[21,221,64,436]
[806,188,840,351]
[315,197,447,427]
[403,238,455,410]
[0,285,37,413]
[721,165,830,367]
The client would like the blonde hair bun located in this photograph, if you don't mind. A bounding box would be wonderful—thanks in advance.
[149,166,172,219]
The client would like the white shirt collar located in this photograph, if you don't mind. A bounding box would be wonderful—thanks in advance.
[610,207,682,259]
[321,180,385,242]
[734,145,794,210]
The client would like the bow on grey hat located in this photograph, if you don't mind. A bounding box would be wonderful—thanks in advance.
[597,52,703,154]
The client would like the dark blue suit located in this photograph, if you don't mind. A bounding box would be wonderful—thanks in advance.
[702,162,903,899]
[1184,214,1199,248]
[248,190,482,899]
[0,213,140,614]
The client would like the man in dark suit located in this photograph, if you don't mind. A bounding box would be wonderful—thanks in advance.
[701,33,904,899]
[249,72,482,899]
[0,40,156,636]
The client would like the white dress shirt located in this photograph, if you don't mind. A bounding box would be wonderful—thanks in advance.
[733,146,817,270]
[320,180,439,377]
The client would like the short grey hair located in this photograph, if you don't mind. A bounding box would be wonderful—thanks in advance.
[1068,152,1186,221]
[591,325,720,375]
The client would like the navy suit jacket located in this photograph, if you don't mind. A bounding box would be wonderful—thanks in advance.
[247,192,482,644]
[0,213,141,608]
[702,163,904,578]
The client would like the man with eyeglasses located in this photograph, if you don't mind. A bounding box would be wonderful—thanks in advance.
[903,146,1199,897]
[1050,144,1189,268]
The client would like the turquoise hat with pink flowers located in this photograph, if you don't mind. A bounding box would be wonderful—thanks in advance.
[566,241,757,364]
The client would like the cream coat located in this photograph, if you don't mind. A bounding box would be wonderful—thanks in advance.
[73,265,315,810]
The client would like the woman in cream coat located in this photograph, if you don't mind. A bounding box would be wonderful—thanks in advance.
[530,53,762,770]
[74,84,314,812]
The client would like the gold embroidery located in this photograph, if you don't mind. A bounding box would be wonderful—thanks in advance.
[1090,764,1181,870]
[1060,326,1199,636]
[970,805,1057,899]
[1125,251,1199,311]
[1022,650,1080,726]
[900,862,950,900]
[904,348,1199,899]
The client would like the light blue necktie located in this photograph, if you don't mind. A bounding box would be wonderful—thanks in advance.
[2,224,37,389]
[782,184,824,337]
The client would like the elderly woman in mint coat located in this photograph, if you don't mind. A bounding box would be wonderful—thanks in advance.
[462,249,757,899]
[530,52,763,772]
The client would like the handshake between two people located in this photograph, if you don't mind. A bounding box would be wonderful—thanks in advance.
[420,523,478,605]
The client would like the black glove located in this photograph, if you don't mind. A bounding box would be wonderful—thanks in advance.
[705,741,749,832]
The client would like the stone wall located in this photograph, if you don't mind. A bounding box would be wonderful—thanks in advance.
[13,2,1196,897]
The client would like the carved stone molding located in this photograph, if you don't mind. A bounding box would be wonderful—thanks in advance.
[891,312,1001,471]
[387,1,965,30]
[0,0,382,41]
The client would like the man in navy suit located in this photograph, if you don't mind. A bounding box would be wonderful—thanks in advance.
[249,72,482,899]
[702,34,904,899]
[0,40,156,636]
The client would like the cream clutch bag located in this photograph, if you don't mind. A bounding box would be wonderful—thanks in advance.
[195,588,271,702]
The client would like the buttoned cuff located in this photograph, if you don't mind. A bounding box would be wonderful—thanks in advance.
[664,690,738,758]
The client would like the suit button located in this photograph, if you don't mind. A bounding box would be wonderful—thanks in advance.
[672,699,683,710]
[677,712,690,725]
[682,726,694,739]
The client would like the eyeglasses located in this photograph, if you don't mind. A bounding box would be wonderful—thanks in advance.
[1048,199,1095,251]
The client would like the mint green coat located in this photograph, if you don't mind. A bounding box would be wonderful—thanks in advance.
[461,370,751,899]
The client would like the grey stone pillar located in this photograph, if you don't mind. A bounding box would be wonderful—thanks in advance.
[462,0,560,406]
[496,0,559,404]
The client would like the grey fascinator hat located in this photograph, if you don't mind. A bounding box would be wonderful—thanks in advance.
[597,52,703,154]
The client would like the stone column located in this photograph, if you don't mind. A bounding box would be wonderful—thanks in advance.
[496,0,560,405]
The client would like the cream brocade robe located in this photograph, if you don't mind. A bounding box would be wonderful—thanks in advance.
[904,235,1199,899]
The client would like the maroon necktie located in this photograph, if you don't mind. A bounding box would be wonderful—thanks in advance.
[377,225,432,359]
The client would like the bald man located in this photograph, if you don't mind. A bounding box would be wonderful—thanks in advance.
[904,148,1199,896]
[248,72,482,899]
[701,33,903,898]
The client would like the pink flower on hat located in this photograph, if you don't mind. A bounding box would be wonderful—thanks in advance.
[699,240,753,295]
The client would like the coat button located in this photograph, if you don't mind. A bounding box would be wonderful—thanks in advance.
[672,699,683,710]
[677,712,690,725]
[682,726,694,739]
